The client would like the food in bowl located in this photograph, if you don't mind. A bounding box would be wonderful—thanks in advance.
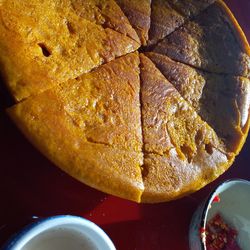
[0,0,250,202]
[206,213,240,250]
[189,179,250,250]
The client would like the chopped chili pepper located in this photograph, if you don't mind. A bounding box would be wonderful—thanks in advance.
[212,195,221,203]
[200,227,206,234]
[205,213,241,250]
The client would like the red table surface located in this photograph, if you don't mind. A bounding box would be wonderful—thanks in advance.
[0,1,250,249]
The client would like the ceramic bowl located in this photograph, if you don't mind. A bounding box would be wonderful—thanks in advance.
[189,179,250,250]
[2,215,116,250]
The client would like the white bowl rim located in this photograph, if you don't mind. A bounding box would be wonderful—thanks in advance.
[199,178,250,249]
[2,215,116,250]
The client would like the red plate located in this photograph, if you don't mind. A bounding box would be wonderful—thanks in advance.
[0,1,249,249]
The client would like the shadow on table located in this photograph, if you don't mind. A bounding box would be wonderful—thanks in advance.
[0,112,106,246]
[103,218,189,250]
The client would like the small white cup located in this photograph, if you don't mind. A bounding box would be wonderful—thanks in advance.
[3,215,116,250]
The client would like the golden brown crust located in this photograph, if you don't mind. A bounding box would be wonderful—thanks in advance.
[0,0,140,102]
[169,0,215,18]
[7,53,144,202]
[145,52,250,154]
[145,52,206,111]
[148,0,184,46]
[71,0,140,43]
[140,54,231,203]
[141,150,232,203]
[2,0,250,203]
[153,1,250,77]
[8,107,144,202]
[115,0,151,45]
[147,0,215,46]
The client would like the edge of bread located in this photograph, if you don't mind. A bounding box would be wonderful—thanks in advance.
[217,0,250,57]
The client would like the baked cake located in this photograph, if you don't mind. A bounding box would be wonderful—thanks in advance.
[1,0,250,202]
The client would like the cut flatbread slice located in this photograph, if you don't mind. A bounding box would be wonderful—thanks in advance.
[145,52,250,154]
[153,0,250,77]
[7,53,144,202]
[147,0,215,45]
[115,0,151,45]
[140,54,232,203]
[0,0,140,102]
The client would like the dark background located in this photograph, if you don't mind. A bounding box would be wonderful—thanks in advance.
[0,1,249,249]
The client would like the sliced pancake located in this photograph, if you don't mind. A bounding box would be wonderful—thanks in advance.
[153,0,250,77]
[0,0,140,102]
[146,52,250,154]
[147,0,215,45]
[7,53,144,202]
[140,54,232,203]
[115,0,151,45]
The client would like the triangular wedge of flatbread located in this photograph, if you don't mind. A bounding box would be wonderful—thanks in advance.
[140,54,232,203]
[7,53,144,202]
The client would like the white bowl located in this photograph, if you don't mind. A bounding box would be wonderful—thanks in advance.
[3,215,116,250]
[189,179,250,250]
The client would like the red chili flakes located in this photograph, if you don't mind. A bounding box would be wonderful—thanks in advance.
[212,195,221,203]
[200,227,206,234]
[206,213,241,250]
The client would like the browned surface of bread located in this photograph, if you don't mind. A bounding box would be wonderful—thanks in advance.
[148,0,215,45]
[0,0,140,102]
[115,0,151,45]
[71,0,140,43]
[7,53,144,202]
[146,52,250,154]
[169,0,215,17]
[140,54,232,203]
[153,1,250,77]
[1,0,250,203]
[142,150,232,203]
[148,0,184,45]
